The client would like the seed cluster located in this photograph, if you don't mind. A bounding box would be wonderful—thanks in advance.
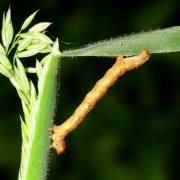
[0,8,56,179]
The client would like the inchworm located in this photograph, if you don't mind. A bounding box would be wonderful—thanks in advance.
[50,49,150,155]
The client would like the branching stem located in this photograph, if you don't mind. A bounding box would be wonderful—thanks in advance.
[50,48,150,155]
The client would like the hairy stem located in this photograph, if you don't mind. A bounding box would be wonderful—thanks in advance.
[18,45,61,180]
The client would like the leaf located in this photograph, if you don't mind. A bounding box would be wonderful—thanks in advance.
[27,43,51,54]
[39,45,52,53]
[30,81,37,107]
[6,7,11,25]
[17,37,32,52]
[32,32,53,44]
[18,33,33,39]
[19,32,53,44]
[40,54,51,65]
[29,22,52,32]
[26,42,48,51]
[0,43,6,54]
[17,88,29,105]
[25,67,36,73]
[20,117,29,140]
[21,103,30,124]
[17,50,39,58]
[0,53,12,70]
[10,77,21,90]
[0,64,11,77]
[36,60,43,79]
[5,22,14,48]
[16,57,30,91]
[1,13,6,45]
[21,10,39,31]
[62,26,180,57]
[1,8,14,50]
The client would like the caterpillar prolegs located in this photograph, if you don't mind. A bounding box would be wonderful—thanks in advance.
[50,49,150,155]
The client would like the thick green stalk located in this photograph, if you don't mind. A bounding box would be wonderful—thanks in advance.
[18,44,61,180]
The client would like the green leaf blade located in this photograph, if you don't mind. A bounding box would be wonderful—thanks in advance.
[62,26,180,57]
[21,10,39,31]
[17,37,32,52]
[6,7,11,25]
[0,43,6,54]
[16,57,30,91]
[1,8,14,50]
[28,22,51,32]
[17,50,39,58]
[0,53,12,70]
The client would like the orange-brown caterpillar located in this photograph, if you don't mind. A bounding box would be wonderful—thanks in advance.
[50,49,150,155]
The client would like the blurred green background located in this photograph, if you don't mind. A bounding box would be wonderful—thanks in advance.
[0,0,180,179]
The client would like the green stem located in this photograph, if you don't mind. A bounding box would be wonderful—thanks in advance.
[18,43,61,180]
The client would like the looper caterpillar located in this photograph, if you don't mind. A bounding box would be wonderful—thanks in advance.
[50,48,150,155]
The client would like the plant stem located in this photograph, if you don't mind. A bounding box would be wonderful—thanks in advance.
[18,43,61,180]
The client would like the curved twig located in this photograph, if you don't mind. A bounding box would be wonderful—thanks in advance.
[50,48,150,155]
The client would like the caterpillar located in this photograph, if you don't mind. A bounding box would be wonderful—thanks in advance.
[50,48,150,155]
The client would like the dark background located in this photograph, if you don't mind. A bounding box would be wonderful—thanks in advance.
[0,0,180,179]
